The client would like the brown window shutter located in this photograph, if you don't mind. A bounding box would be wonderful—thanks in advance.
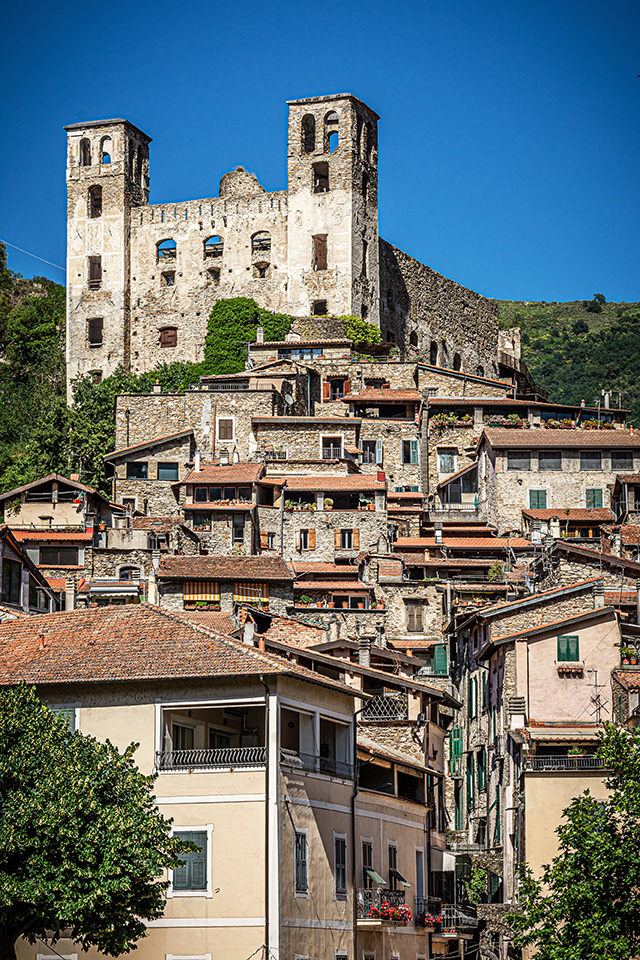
[323,380,331,401]
[334,530,341,549]
[296,531,301,550]
[309,529,316,550]
[344,378,351,395]
[260,532,268,549]
[353,529,360,549]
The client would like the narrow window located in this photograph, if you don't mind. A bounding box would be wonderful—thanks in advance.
[402,440,419,464]
[362,841,373,888]
[173,831,208,892]
[126,462,148,480]
[87,317,103,346]
[218,419,233,441]
[430,342,438,365]
[312,300,327,316]
[361,239,368,278]
[299,529,310,551]
[161,272,175,287]
[157,239,177,261]
[409,331,418,347]
[529,489,547,509]
[586,488,603,509]
[388,845,398,891]
[476,365,484,376]
[100,136,112,164]
[301,114,316,153]
[88,185,102,218]
[312,234,328,271]
[79,138,91,166]
[295,831,308,894]
[453,352,462,371]
[366,121,375,163]
[89,369,102,384]
[340,529,354,550]
[557,635,579,662]
[334,836,347,898]
[88,256,102,290]
[362,171,369,201]
[406,602,424,633]
[325,111,339,154]
[157,462,179,481]
[232,514,245,544]
[252,231,271,253]
[159,327,177,348]
[312,162,329,194]
[204,235,223,259]
[580,450,602,471]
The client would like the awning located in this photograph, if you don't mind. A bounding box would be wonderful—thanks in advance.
[389,868,411,887]
[234,581,269,603]
[528,727,601,742]
[365,868,386,885]
[184,580,220,602]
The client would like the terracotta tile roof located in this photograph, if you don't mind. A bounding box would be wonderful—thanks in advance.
[11,530,94,542]
[417,362,513,387]
[183,464,264,484]
[522,508,613,521]
[252,417,360,425]
[251,338,352,348]
[612,669,640,691]
[44,578,68,591]
[343,389,421,402]
[268,475,385,492]
[293,580,369,591]
[387,491,425,500]
[293,562,359,575]
[554,541,640,573]
[175,611,237,634]
[378,559,403,577]
[604,591,637,605]
[482,428,640,449]
[615,474,640,483]
[0,603,358,694]
[0,473,105,502]
[103,430,193,461]
[619,525,640,544]
[159,554,294,581]
[393,536,532,549]
[436,461,478,487]
[389,638,440,650]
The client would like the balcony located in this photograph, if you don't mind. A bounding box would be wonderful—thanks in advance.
[440,903,478,933]
[156,746,266,770]
[415,897,443,928]
[356,888,412,925]
[281,748,354,780]
[523,755,607,772]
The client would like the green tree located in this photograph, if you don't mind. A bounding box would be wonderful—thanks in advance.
[510,724,640,960]
[0,684,190,960]
[339,315,382,345]
[572,317,589,334]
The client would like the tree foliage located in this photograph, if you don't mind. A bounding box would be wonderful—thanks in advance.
[0,684,190,960]
[339,315,382,345]
[203,297,294,375]
[510,724,640,960]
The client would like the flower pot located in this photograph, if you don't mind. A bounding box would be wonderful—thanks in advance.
[631,657,638,665]
[357,602,365,609]
[622,657,630,665]
[369,502,375,511]
[328,601,335,607]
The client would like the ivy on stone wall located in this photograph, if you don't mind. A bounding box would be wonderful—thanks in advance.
[203,298,294,375]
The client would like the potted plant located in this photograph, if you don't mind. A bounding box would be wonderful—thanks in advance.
[622,646,632,664]
[327,600,335,607]
[324,498,334,510]
[298,594,312,606]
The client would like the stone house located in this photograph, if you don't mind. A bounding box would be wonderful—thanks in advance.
[521,506,614,544]
[0,525,57,614]
[611,472,640,522]
[65,93,499,393]
[105,429,195,515]
[156,554,294,615]
[476,426,640,534]
[180,463,266,555]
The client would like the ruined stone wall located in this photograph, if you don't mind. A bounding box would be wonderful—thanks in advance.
[379,240,500,376]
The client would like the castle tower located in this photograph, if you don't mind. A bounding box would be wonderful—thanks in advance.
[64,119,151,396]
[286,94,380,324]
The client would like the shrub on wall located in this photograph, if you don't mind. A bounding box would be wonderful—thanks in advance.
[203,298,294,375]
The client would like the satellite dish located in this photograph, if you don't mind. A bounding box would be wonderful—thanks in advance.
[284,394,294,406]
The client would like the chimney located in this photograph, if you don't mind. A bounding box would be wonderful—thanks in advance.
[38,634,45,651]
[65,577,75,612]
[358,636,372,668]
[328,615,339,645]
[243,618,255,645]
[153,379,161,394]
[593,581,605,608]
[147,567,158,605]
[194,448,201,472]
[549,516,560,539]
[256,326,264,344]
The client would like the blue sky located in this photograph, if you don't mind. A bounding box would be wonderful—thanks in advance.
[2,0,639,302]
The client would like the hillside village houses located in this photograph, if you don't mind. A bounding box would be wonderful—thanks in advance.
[1,91,639,960]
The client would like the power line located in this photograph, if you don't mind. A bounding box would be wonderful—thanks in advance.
[0,238,65,272]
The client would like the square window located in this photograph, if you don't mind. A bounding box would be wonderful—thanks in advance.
[323,437,342,459]
[507,451,531,470]
[160,326,177,345]
[580,451,602,471]
[586,488,603,509]
[173,830,208,891]
[557,635,579,662]
[539,450,562,470]
[218,419,233,441]
[194,487,208,503]
[612,451,633,470]
[209,486,222,501]
[529,489,547,509]
[161,273,176,287]
[439,450,456,473]
[126,462,148,480]
[157,462,179,481]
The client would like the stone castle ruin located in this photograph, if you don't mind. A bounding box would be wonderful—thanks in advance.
[65,93,499,393]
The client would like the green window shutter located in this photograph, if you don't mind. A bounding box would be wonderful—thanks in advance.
[410,439,419,464]
[482,673,487,712]
[477,748,485,790]
[52,707,76,733]
[450,727,463,757]
[529,489,547,509]
[433,643,447,675]
[557,635,579,662]
[174,831,207,891]
[586,488,603,508]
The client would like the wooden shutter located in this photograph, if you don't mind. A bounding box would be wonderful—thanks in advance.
[433,643,447,676]
[323,380,331,401]
[410,439,419,464]
[161,327,177,347]
[450,727,463,757]
[353,529,360,549]
[344,378,351,395]
[295,530,301,550]
[173,830,207,891]
[557,635,579,661]
[260,531,268,549]
[87,317,103,345]
[308,529,316,550]
[334,530,341,549]
[375,439,383,465]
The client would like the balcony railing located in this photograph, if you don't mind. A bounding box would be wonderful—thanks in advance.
[280,748,354,780]
[432,502,478,513]
[524,755,607,772]
[441,903,478,931]
[357,888,410,923]
[362,692,408,721]
[156,746,266,770]
[415,897,443,927]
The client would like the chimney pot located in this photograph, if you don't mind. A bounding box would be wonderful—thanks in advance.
[38,634,45,650]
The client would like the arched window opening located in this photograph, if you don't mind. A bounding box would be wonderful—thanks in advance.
[157,239,176,261]
[251,231,271,254]
[204,235,223,259]
[119,566,141,581]
[301,114,316,153]
[87,317,103,346]
[312,162,329,194]
[88,185,102,219]
[325,111,339,153]
[253,262,270,279]
[312,300,327,316]
[409,331,418,347]
[476,365,485,377]
[100,137,112,164]
[79,139,91,166]
[453,352,462,371]
[362,171,369,201]
[430,342,438,365]
[160,327,177,347]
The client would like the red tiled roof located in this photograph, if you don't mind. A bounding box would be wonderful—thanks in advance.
[0,473,105,502]
[618,525,640,544]
[11,530,94,542]
[293,580,369,591]
[268,475,385,492]
[0,603,357,694]
[183,464,264,484]
[482,428,640,449]
[417,362,513,387]
[45,578,68,591]
[615,474,640,483]
[343,389,421,402]
[436,461,478,487]
[103,430,193,461]
[522,508,613,521]
[387,491,425,500]
[604,591,637,605]
[175,610,237,634]
[159,555,294,581]
[393,536,532,549]
[293,562,358,575]
[612,669,640,691]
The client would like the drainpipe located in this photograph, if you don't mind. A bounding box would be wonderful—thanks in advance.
[280,481,287,557]
[260,675,280,960]
[351,706,368,960]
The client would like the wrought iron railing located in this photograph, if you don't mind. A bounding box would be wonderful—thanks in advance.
[357,888,408,921]
[362,692,408,721]
[441,903,478,930]
[415,896,443,926]
[156,746,265,770]
[432,503,478,513]
[280,749,354,780]
[523,755,607,772]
